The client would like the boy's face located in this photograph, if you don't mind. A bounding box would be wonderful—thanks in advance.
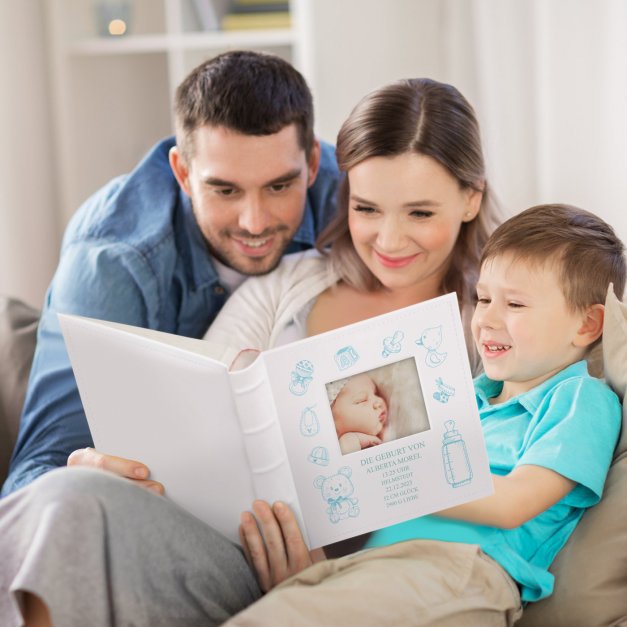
[471,253,587,399]
[170,124,320,276]
[332,374,388,437]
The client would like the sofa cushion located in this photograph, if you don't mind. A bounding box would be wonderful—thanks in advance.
[518,286,627,627]
[0,296,39,484]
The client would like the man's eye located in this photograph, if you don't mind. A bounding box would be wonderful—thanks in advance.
[214,187,237,196]
[269,183,290,193]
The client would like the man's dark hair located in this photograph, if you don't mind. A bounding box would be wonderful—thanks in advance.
[174,50,314,161]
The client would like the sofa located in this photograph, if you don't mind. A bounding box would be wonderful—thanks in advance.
[0,292,626,626]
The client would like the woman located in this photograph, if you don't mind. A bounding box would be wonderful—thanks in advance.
[12,78,502,627]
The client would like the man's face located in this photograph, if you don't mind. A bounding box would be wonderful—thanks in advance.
[171,124,320,275]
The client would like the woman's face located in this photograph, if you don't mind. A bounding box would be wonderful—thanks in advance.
[347,153,481,297]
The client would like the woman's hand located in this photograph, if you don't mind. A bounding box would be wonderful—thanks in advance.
[239,500,325,592]
[67,447,165,494]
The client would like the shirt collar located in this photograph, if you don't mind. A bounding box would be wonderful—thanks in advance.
[475,360,590,412]
[292,192,316,247]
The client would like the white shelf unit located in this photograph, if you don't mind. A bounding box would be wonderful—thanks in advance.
[46,0,301,224]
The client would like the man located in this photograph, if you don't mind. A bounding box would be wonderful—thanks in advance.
[2,50,339,497]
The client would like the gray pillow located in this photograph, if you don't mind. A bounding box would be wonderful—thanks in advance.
[0,296,39,484]
[518,286,627,627]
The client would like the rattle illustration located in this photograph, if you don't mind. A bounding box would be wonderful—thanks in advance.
[289,359,314,395]
[382,330,404,357]
[415,325,447,367]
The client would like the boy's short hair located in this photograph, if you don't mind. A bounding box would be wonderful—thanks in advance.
[481,204,626,310]
[174,50,314,162]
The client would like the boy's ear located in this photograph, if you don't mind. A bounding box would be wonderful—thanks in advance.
[573,304,605,348]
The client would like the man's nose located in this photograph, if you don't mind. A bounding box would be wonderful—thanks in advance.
[238,196,271,235]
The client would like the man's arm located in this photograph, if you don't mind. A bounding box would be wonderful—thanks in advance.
[2,240,159,496]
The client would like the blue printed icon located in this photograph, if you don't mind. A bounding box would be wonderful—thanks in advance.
[382,330,404,357]
[433,377,455,403]
[299,405,320,436]
[441,420,473,487]
[314,466,360,523]
[415,326,447,367]
[289,359,314,395]
[308,446,330,466]
[334,346,359,370]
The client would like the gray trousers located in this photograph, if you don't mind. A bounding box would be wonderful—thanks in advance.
[0,467,261,627]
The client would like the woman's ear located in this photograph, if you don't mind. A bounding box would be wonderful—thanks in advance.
[169,146,191,196]
[573,304,605,348]
[462,184,484,222]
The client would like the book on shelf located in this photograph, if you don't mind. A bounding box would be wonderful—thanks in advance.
[221,10,290,30]
[59,292,492,549]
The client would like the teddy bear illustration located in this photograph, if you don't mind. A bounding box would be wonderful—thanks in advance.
[313,466,360,523]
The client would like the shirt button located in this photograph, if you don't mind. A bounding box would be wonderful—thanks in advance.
[213,285,225,295]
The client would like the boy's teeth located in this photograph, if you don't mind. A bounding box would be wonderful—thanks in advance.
[487,344,510,352]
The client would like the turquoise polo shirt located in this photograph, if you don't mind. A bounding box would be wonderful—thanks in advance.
[366,361,621,602]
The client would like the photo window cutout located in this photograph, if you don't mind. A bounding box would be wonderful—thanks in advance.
[325,357,429,456]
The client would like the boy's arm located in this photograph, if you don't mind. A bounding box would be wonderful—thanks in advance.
[438,464,576,529]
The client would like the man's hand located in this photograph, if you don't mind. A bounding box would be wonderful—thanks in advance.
[67,447,164,494]
[239,500,324,592]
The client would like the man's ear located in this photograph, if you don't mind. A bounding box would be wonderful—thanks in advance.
[169,146,191,196]
[306,139,321,188]
[573,304,605,347]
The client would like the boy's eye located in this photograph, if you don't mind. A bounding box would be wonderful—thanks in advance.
[477,297,490,304]
[508,302,525,309]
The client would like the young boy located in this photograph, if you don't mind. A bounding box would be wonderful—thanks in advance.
[228,204,625,626]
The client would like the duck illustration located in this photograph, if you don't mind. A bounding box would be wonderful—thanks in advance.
[415,326,447,367]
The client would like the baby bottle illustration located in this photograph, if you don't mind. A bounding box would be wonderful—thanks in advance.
[441,420,473,487]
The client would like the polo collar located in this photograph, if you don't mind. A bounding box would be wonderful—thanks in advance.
[475,360,589,413]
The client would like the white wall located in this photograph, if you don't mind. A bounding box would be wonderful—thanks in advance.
[0,0,60,307]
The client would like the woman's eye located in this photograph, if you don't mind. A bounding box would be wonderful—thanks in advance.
[508,302,525,309]
[353,204,377,214]
[477,297,490,304]
[410,210,434,219]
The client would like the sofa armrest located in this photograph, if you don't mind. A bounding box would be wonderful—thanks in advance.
[0,296,39,485]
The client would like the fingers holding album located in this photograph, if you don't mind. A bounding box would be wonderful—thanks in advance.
[240,500,315,592]
[66,447,165,494]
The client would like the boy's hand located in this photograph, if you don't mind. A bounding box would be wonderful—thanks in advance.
[239,500,324,592]
[67,447,165,494]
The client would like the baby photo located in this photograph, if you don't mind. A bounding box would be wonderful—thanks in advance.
[326,357,430,455]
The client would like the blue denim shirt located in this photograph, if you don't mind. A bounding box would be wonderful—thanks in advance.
[2,136,340,496]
